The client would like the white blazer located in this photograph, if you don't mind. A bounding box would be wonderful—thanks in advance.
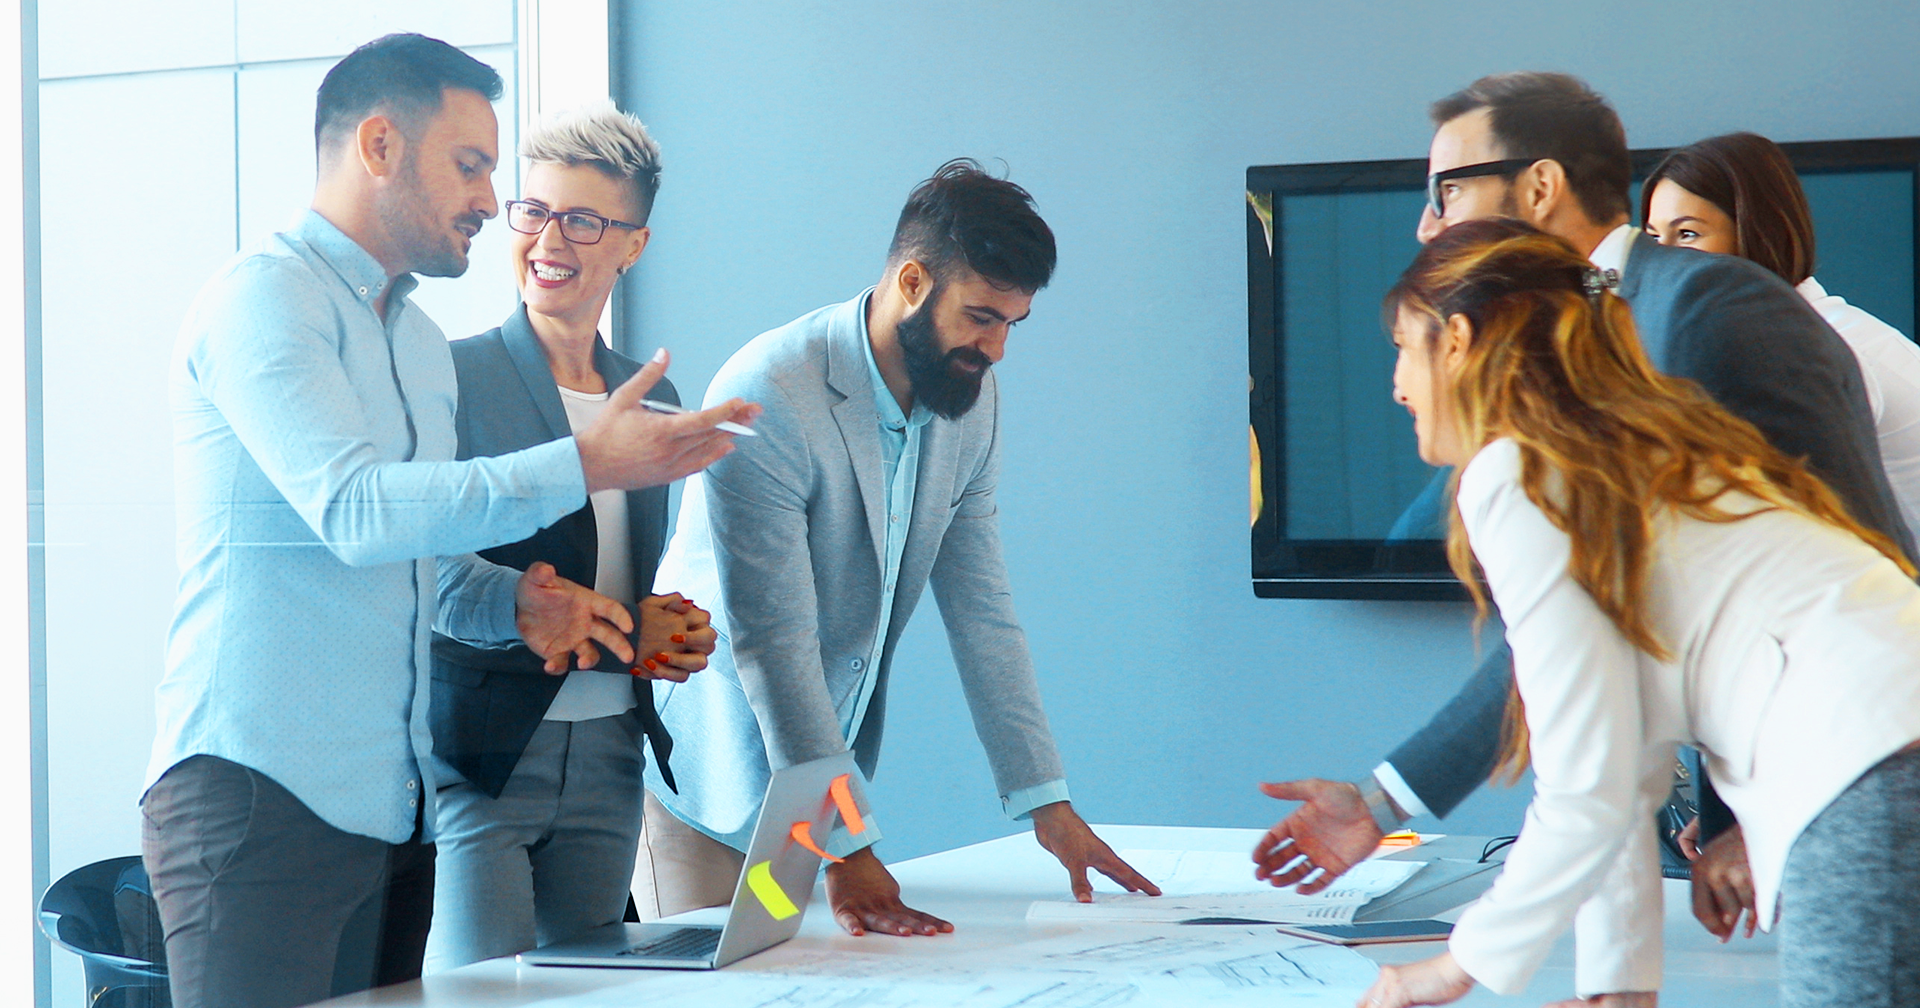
[1446,438,1920,997]
[1798,276,1920,539]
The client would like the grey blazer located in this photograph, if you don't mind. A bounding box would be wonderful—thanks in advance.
[429,306,677,799]
[1386,235,1912,822]
[645,291,1065,849]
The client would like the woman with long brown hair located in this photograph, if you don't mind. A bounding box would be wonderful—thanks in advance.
[1642,132,1920,538]
[1360,218,1920,1008]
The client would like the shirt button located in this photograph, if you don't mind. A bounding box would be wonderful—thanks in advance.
[357,285,369,296]
[407,798,418,808]
[890,515,899,523]
[406,780,417,790]
[850,658,865,672]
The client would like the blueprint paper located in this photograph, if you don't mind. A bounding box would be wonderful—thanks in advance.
[523,924,1377,1008]
[524,973,1221,1008]
[1033,856,1425,924]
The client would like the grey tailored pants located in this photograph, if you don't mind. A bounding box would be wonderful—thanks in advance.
[1779,744,1920,1008]
[425,710,647,972]
[140,754,435,1008]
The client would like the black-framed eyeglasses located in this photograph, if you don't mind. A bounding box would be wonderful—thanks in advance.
[1425,158,1541,219]
[504,200,642,245]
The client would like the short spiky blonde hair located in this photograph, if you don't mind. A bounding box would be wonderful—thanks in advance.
[520,99,662,224]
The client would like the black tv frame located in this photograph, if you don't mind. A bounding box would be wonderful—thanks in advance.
[1250,137,1920,601]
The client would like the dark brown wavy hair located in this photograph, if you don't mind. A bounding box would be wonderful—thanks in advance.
[1387,218,1911,780]
[1640,132,1816,286]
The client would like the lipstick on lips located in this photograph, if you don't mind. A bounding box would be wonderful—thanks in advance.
[529,259,577,289]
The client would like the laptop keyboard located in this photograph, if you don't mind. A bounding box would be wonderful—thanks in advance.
[618,927,722,961]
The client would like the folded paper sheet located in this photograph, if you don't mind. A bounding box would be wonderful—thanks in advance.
[1027,850,1425,925]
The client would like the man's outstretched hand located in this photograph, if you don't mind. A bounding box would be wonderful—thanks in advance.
[575,350,761,493]
[1030,802,1161,903]
[824,848,953,937]
[1252,779,1384,894]
[514,561,635,673]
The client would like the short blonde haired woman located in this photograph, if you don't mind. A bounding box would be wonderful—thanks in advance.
[424,101,717,971]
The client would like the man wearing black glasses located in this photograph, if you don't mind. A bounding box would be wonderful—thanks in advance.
[1253,71,1909,1006]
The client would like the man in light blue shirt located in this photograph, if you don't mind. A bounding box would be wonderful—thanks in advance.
[140,35,756,1008]
[638,160,1158,936]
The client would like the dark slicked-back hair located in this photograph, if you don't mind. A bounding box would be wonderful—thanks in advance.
[1641,132,1816,286]
[315,33,503,154]
[887,159,1056,293]
[1431,72,1631,226]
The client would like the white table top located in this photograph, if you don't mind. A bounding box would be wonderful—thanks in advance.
[317,824,1779,1008]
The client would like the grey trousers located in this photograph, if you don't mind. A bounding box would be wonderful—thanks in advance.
[140,755,435,1008]
[425,712,646,972]
[1779,745,1920,1008]
[632,789,746,919]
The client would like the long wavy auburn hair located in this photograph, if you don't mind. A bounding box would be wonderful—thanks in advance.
[1387,218,1914,782]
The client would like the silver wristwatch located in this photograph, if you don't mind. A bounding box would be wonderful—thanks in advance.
[1353,776,1407,835]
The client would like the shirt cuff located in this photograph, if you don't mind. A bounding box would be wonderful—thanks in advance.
[825,814,883,859]
[1374,762,1431,820]
[1001,779,1071,821]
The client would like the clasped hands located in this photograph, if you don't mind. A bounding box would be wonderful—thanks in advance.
[514,561,716,677]
[824,801,1160,938]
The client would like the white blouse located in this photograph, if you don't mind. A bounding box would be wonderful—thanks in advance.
[1799,277,1920,539]
[1446,438,1920,997]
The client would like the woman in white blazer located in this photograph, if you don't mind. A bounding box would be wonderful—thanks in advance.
[1643,131,1920,539]
[1360,218,1920,1008]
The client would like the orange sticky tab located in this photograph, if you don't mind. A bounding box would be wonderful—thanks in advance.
[829,774,865,835]
[790,821,843,863]
[1379,830,1422,847]
[746,861,799,920]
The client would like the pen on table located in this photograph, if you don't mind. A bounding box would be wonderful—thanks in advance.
[640,399,758,437]
[1378,830,1422,848]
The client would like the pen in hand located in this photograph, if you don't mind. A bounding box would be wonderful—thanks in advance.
[640,399,758,437]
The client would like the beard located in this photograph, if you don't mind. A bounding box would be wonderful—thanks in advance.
[896,284,993,420]
[378,154,482,278]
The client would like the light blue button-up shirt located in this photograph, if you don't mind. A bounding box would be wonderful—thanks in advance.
[151,211,590,843]
[854,322,1069,828]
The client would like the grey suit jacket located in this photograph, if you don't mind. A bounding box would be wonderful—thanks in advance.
[645,291,1065,849]
[429,306,677,799]
[1386,234,1912,822]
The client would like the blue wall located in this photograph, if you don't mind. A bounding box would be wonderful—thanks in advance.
[616,1,1920,861]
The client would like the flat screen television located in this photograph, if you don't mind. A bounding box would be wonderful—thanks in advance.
[1248,138,1920,600]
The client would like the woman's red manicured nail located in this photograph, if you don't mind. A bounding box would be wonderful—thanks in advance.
[643,659,658,671]
[671,633,686,644]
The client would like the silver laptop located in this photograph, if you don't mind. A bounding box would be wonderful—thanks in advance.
[518,751,863,970]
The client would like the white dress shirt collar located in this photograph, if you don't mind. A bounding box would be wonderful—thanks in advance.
[1586,223,1637,277]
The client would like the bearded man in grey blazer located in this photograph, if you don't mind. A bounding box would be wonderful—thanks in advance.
[634,159,1157,935]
